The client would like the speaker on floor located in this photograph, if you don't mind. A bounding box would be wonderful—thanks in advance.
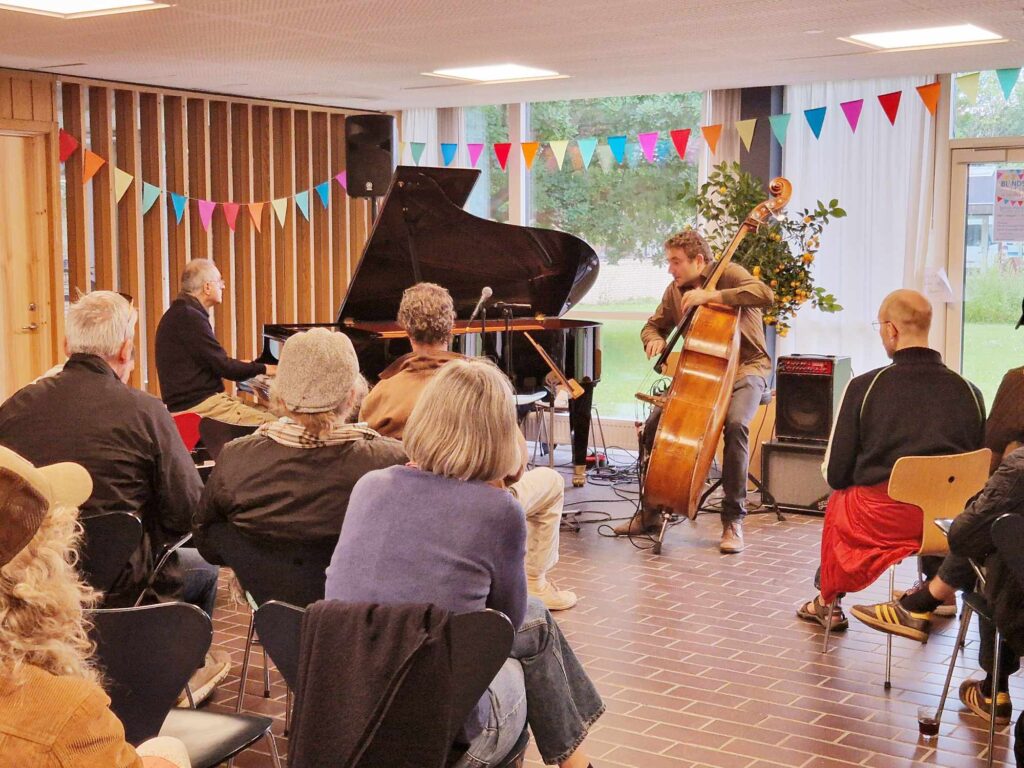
[345,114,395,198]
[775,354,852,444]
[761,440,832,515]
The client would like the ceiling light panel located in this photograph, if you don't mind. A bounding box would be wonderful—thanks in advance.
[426,64,563,83]
[0,0,167,19]
[845,23,1002,51]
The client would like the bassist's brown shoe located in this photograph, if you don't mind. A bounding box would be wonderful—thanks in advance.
[612,509,660,536]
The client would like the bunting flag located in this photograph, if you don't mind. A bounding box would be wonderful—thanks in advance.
[957,72,981,104]
[637,132,659,163]
[271,197,288,227]
[82,150,106,184]
[335,171,347,192]
[114,168,134,203]
[549,140,569,169]
[467,143,484,167]
[669,128,691,160]
[596,144,614,173]
[804,107,826,139]
[768,114,790,145]
[398,141,406,163]
[294,190,310,220]
[521,141,540,170]
[440,142,458,167]
[58,129,79,162]
[314,181,330,208]
[997,68,1021,100]
[493,142,512,171]
[878,91,902,125]
[170,193,187,224]
[607,135,627,164]
[576,137,598,169]
[223,202,241,231]
[409,142,425,166]
[736,118,757,152]
[701,124,722,155]
[141,182,161,214]
[916,82,941,116]
[248,202,265,232]
[197,200,217,231]
[840,99,863,132]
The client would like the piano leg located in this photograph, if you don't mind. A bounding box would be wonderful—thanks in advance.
[568,381,595,488]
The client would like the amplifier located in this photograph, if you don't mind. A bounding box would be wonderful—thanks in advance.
[761,440,831,515]
[775,354,852,444]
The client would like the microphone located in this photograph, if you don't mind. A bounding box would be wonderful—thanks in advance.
[493,302,532,312]
[468,286,492,323]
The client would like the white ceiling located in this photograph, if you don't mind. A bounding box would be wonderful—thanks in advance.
[2,0,1024,110]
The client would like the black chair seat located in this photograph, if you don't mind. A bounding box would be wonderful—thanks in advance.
[80,512,142,594]
[962,590,993,622]
[159,709,274,768]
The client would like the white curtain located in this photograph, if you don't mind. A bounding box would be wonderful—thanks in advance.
[704,88,742,174]
[399,108,439,167]
[778,76,937,378]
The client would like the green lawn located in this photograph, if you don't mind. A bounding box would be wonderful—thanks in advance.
[963,322,1022,408]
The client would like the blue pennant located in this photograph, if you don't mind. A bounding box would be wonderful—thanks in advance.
[607,135,627,164]
[804,107,826,140]
[441,143,458,166]
[294,191,310,221]
[170,192,187,224]
[314,181,330,208]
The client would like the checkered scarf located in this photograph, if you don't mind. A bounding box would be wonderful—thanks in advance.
[256,418,382,449]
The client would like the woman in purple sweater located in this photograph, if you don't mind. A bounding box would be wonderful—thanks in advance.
[326,358,603,767]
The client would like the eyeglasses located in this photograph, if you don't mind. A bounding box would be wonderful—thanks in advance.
[872,320,894,331]
[206,279,226,289]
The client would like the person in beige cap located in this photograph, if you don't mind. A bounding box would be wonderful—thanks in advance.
[0,446,190,768]
[193,328,406,606]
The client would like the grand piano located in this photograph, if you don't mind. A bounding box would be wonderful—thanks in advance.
[258,165,602,485]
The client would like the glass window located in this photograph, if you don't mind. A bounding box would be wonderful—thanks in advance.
[464,105,510,223]
[953,71,1024,138]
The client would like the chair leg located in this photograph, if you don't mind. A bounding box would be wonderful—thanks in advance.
[936,604,973,724]
[183,683,196,709]
[235,612,256,714]
[285,684,292,737]
[265,731,284,768]
[985,629,1002,768]
[884,567,895,690]
[261,641,271,697]
[822,598,838,654]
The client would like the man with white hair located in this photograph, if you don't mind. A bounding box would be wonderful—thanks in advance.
[156,258,275,425]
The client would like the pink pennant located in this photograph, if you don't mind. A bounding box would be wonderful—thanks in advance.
[840,99,864,133]
[467,143,484,167]
[335,171,347,191]
[222,202,240,231]
[197,200,217,231]
[637,131,659,163]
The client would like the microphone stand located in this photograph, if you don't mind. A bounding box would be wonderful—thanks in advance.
[500,305,515,382]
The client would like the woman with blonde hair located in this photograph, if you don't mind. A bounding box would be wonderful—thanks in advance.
[0,445,188,767]
[326,358,603,768]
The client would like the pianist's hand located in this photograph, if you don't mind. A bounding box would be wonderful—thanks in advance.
[644,339,666,359]
[264,364,277,376]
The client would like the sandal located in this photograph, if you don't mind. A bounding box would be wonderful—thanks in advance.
[797,595,848,631]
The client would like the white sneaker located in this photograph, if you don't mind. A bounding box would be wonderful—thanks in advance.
[177,649,232,707]
[528,579,578,611]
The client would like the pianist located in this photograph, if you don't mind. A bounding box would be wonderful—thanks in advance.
[155,259,276,426]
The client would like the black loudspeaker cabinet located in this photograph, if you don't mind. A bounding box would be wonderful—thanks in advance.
[775,354,852,444]
[761,440,831,515]
[345,114,395,198]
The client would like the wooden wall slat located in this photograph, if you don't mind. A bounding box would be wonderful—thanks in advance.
[31,79,52,122]
[187,98,210,263]
[311,111,331,320]
[272,107,295,323]
[164,95,187,289]
[61,83,88,298]
[294,109,313,324]
[209,100,234,355]
[329,113,349,310]
[88,87,116,291]
[140,92,165,395]
[11,78,33,121]
[231,103,255,361]
[114,89,143,389]
[0,76,12,119]
[252,106,274,328]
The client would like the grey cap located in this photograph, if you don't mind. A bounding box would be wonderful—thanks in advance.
[272,328,359,413]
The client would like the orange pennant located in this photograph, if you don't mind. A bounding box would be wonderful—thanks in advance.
[82,150,106,184]
[248,202,265,233]
[521,141,540,171]
[916,82,941,116]
[701,124,723,156]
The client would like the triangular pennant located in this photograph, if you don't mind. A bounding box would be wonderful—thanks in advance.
[493,142,512,171]
[271,197,288,227]
[410,142,426,165]
[521,141,540,170]
[735,118,757,152]
[916,82,941,116]
[114,167,134,203]
[840,100,864,133]
[997,68,1021,100]
[637,132,659,163]
[957,72,981,105]
[335,171,347,192]
[170,192,187,224]
[314,181,330,208]
[222,202,240,231]
[248,202,264,232]
[596,144,614,173]
[768,114,791,145]
[440,142,458,167]
[58,129,79,163]
[467,143,484,167]
[398,141,406,162]
[804,107,826,139]
[669,128,691,160]
[294,190,310,220]
[141,182,161,214]
[607,135,627,164]
[877,91,901,126]
[548,140,569,169]
[576,137,598,169]
[701,124,722,155]
[82,150,106,184]
[197,200,217,231]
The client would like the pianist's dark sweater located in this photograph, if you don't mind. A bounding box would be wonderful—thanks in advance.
[155,293,265,412]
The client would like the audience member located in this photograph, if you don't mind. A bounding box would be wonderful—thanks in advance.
[982,297,1024,473]
[360,282,576,611]
[194,328,406,606]
[327,358,603,768]
[155,259,275,426]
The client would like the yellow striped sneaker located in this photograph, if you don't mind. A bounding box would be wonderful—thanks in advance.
[850,599,931,643]
[959,678,1012,724]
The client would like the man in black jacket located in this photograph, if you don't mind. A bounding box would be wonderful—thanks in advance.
[155,258,275,425]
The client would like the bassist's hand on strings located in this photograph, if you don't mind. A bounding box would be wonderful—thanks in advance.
[678,288,721,314]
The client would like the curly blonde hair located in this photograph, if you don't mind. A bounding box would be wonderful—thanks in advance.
[0,472,99,685]
[397,283,455,345]
[664,229,712,262]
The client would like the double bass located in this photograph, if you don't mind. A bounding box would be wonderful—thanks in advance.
[642,177,792,553]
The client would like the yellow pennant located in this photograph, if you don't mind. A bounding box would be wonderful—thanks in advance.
[736,118,757,152]
[271,197,288,227]
[521,141,540,170]
[548,141,569,169]
[957,72,981,105]
[114,167,134,203]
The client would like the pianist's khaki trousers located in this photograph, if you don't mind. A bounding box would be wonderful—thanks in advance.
[184,392,276,427]
[508,466,564,586]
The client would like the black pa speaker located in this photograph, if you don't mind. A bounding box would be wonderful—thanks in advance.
[345,114,395,198]
[775,355,852,444]
[761,440,832,515]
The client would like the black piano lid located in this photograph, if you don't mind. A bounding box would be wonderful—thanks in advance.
[336,166,600,324]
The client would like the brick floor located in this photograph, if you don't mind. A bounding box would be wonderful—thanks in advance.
[204,462,1020,767]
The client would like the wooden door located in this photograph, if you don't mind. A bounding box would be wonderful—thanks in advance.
[0,132,54,400]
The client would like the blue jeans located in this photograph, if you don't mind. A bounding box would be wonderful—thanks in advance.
[455,598,604,766]
[178,547,220,619]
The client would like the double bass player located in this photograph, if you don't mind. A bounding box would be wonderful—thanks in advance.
[614,228,774,553]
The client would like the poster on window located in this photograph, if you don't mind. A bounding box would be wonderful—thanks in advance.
[994,170,1024,241]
